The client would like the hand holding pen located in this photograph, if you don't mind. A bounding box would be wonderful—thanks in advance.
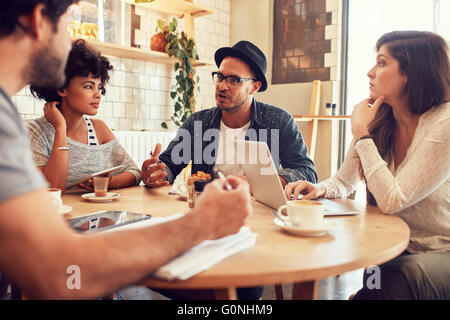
[214,169,233,191]
[193,173,253,238]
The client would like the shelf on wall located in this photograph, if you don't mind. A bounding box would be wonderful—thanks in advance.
[292,115,351,122]
[123,0,214,18]
[86,40,213,66]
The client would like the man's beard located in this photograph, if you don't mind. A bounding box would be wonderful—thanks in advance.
[28,41,67,88]
[216,92,247,113]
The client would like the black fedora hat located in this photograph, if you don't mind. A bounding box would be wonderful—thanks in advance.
[214,40,267,92]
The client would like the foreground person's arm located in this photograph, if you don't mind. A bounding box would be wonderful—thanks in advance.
[0,177,251,299]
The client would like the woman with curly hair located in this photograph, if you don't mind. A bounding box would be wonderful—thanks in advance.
[285,30,450,299]
[27,39,141,191]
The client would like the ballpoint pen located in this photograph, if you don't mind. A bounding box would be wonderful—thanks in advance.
[214,169,233,191]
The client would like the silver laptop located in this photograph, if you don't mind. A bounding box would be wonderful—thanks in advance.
[236,140,360,216]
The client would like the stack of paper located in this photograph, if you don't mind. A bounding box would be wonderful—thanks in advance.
[153,226,256,280]
[104,214,257,281]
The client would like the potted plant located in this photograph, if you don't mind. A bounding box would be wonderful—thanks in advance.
[154,18,200,129]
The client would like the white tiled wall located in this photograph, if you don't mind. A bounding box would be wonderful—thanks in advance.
[15,0,230,132]
[324,0,341,82]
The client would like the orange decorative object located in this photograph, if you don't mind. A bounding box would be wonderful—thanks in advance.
[80,22,98,41]
[150,32,168,52]
[68,20,81,38]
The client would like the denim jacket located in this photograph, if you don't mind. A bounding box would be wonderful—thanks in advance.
[159,98,318,184]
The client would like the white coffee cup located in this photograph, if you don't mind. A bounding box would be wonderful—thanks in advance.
[277,200,324,229]
[47,187,62,211]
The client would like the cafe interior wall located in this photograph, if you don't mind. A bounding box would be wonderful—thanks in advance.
[13,0,341,182]
[230,0,343,181]
[14,0,229,132]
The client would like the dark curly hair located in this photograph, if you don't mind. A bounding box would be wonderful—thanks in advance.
[30,39,113,103]
[0,0,79,37]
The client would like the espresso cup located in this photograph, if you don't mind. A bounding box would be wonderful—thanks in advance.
[47,187,62,211]
[277,200,324,229]
[93,176,109,197]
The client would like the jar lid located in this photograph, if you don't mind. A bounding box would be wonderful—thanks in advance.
[194,179,211,192]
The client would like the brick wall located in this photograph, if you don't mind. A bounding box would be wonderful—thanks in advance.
[272,0,341,84]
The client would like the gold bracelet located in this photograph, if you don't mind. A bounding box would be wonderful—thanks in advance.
[56,147,69,151]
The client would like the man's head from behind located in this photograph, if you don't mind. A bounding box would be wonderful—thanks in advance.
[0,0,79,88]
[213,41,267,113]
[0,0,78,38]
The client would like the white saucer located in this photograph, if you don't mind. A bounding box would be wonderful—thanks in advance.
[273,218,332,237]
[58,204,72,214]
[81,192,120,202]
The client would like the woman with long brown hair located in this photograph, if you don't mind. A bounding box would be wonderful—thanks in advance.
[285,30,450,299]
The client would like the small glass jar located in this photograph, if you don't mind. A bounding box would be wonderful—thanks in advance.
[187,178,212,208]
[187,177,196,209]
[325,103,332,116]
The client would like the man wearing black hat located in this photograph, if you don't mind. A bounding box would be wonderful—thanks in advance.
[142,41,316,300]
[143,40,317,191]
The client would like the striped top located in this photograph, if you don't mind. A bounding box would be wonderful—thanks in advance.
[26,116,141,189]
[320,102,450,254]
[85,117,99,145]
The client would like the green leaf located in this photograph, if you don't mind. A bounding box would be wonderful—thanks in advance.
[168,48,178,57]
[171,18,178,28]
[192,48,198,60]
[157,20,166,31]
[186,40,194,51]
[175,120,181,127]
[170,91,177,99]
[186,60,192,71]
[177,50,184,60]
[161,122,168,129]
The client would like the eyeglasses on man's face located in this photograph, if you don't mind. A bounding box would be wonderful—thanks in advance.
[212,72,256,88]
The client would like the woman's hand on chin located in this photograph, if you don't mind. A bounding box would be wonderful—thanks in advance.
[351,96,384,139]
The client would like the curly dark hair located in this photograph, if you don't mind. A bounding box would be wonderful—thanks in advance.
[0,0,79,37]
[30,39,113,103]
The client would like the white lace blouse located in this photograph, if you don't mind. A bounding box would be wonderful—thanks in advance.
[319,102,450,253]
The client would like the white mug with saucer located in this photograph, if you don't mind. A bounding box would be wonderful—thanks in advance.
[47,187,62,211]
[276,200,330,236]
[47,188,72,214]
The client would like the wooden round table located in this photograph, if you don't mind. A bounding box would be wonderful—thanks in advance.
[62,185,410,299]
